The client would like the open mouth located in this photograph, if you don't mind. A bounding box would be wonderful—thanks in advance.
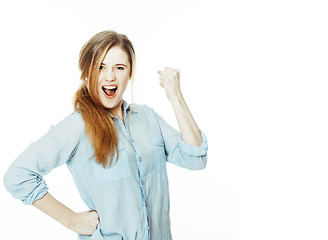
[102,85,118,99]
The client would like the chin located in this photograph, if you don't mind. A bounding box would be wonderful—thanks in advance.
[101,98,122,110]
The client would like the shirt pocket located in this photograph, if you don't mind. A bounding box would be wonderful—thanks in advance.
[148,136,166,173]
[93,141,130,184]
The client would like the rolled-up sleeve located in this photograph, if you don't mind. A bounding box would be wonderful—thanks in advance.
[178,130,208,157]
[3,112,84,205]
[151,108,208,170]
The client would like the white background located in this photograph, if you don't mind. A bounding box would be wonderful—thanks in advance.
[0,0,327,239]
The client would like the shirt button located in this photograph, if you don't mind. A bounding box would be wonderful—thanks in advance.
[138,157,142,162]
[141,180,145,185]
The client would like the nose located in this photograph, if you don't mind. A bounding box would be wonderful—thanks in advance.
[105,68,116,82]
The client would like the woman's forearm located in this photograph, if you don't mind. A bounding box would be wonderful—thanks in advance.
[169,92,203,146]
[158,67,203,146]
[32,192,99,235]
[32,192,75,229]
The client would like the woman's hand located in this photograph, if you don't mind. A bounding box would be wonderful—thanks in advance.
[158,67,182,101]
[68,210,99,235]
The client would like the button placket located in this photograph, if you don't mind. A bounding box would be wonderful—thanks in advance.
[117,117,150,239]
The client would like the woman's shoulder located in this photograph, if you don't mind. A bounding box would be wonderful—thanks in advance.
[130,103,164,126]
[51,111,85,135]
[59,111,83,124]
[130,103,157,116]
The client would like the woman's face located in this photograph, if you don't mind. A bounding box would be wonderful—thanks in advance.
[97,46,131,113]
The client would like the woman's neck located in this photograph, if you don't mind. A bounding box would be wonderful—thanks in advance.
[109,100,124,122]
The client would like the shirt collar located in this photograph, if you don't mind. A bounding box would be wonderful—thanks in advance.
[109,100,137,119]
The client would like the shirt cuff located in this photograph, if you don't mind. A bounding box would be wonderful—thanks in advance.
[23,178,48,205]
[178,130,208,157]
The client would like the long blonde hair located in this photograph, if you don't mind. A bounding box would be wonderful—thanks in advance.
[74,30,135,168]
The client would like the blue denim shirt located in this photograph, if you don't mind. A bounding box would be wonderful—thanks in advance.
[4,101,208,240]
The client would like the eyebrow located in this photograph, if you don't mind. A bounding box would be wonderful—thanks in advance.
[100,63,128,67]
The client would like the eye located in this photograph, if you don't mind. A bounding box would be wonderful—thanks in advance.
[115,66,125,71]
[99,65,105,71]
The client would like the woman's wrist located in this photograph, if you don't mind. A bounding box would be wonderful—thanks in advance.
[66,211,78,231]
[168,91,183,104]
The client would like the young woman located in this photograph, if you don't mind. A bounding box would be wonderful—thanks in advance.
[4,30,208,240]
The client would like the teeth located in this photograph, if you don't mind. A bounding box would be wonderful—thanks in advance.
[103,86,117,89]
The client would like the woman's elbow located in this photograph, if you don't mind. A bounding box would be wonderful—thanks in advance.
[3,167,17,197]
[3,166,47,205]
[183,154,208,170]
[195,155,208,170]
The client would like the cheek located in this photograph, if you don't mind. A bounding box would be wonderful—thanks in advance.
[123,72,131,82]
[98,73,103,84]
[96,77,104,96]
[117,73,129,85]
[97,76,105,91]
